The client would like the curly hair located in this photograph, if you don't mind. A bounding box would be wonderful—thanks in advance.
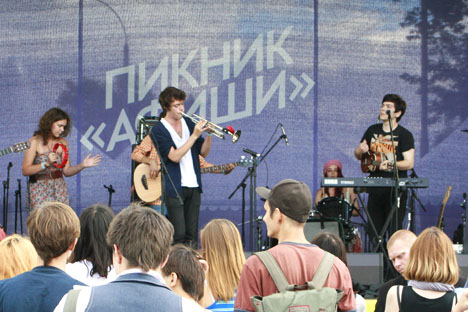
[34,108,71,145]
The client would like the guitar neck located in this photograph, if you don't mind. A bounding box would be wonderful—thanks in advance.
[201,162,237,174]
[437,186,452,228]
[0,146,13,157]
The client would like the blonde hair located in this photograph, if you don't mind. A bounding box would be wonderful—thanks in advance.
[0,234,38,279]
[201,219,245,302]
[404,227,458,284]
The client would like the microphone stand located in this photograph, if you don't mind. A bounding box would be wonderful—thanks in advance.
[229,133,286,251]
[2,162,12,233]
[150,127,183,216]
[229,179,247,246]
[374,115,401,254]
[103,184,115,208]
[14,179,23,234]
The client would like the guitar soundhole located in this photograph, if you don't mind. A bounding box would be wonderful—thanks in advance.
[141,175,148,190]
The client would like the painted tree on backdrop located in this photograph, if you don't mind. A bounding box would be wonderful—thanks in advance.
[398,0,468,156]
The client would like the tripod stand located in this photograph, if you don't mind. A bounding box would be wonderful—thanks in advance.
[14,179,24,234]
[2,162,13,233]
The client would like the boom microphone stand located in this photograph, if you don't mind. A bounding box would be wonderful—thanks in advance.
[103,184,115,208]
[230,127,287,251]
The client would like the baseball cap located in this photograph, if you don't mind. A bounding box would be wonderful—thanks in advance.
[256,179,312,223]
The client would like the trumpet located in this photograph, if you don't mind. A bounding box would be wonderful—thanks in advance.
[181,112,241,143]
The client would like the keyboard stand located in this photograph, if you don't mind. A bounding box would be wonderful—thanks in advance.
[354,187,390,261]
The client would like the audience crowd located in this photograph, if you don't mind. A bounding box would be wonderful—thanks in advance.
[1,179,468,312]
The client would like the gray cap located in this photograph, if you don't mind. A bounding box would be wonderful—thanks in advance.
[256,179,312,223]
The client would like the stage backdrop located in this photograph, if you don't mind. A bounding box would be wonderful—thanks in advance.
[1,0,467,249]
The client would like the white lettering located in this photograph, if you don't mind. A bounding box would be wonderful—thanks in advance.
[256,70,286,114]
[105,65,135,109]
[107,109,135,151]
[267,26,293,69]
[200,41,231,86]
[138,58,169,101]
[233,34,263,77]
[172,49,199,88]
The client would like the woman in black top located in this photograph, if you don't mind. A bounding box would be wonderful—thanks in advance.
[385,227,458,312]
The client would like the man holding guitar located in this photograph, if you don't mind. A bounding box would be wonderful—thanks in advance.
[354,94,415,242]
[131,134,235,212]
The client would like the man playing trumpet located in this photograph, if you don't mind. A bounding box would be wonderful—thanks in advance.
[150,86,212,248]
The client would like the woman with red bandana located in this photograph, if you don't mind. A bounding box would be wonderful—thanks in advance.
[314,160,359,216]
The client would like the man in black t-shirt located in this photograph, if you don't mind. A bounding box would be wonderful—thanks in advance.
[354,94,415,243]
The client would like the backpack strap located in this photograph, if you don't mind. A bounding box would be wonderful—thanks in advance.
[63,289,82,312]
[255,251,289,292]
[309,252,335,289]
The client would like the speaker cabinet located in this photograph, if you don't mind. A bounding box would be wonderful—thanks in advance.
[348,253,383,285]
[304,219,341,242]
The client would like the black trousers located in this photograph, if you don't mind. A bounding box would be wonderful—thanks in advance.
[367,187,408,244]
[165,187,201,248]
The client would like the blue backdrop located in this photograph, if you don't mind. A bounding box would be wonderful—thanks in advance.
[1,0,467,248]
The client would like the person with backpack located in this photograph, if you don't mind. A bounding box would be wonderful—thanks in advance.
[233,179,356,312]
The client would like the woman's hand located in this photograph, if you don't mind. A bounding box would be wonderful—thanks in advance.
[81,154,101,168]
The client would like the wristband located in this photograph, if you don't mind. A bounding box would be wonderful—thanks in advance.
[41,162,46,170]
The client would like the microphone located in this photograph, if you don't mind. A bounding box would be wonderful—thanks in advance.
[243,148,260,157]
[386,110,391,118]
[280,123,289,146]
[8,162,13,168]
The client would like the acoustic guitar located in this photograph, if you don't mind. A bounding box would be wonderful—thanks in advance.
[0,141,30,157]
[133,157,254,203]
[437,186,452,230]
[360,151,394,173]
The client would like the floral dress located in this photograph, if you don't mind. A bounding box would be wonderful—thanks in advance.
[27,152,69,211]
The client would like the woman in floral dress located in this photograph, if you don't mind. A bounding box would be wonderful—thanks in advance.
[22,108,101,211]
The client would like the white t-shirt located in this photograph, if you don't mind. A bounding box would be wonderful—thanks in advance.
[65,260,116,286]
[161,118,198,188]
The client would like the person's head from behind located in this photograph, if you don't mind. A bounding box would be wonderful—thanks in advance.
[387,229,417,274]
[323,160,343,178]
[0,234,38,279]
[161,244,205,301]
[158,86,186,118]
[106,203,173,273]
[311,232,347,266]
[26,201,80,265]
[200,219,245,302]
[381,94,406,122]
[404,226,458,284]
[72,204,114,278]
[256,179,312,239]
[35,107,71,144]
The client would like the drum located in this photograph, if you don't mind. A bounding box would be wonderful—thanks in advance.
[315,197,352,222]
[343,226,363,253]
